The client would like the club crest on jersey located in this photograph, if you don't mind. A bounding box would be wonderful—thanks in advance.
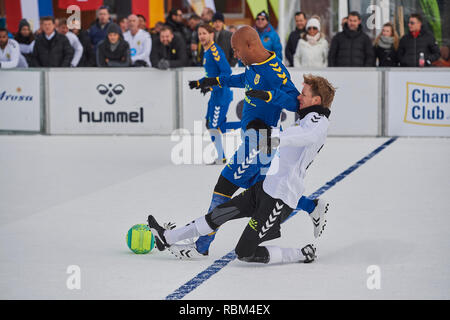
[254,74,260,85]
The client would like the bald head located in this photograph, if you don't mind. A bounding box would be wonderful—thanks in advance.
[231,26,270,65]
[128,14,139,33]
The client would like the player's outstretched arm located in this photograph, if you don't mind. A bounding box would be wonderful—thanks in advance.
[246,89,299,111]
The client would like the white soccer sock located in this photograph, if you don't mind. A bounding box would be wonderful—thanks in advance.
[264,245,303,264]
[164,216,214,245]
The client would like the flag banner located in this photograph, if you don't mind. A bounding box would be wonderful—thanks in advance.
[5,0,54,33]
[246,0,269,19]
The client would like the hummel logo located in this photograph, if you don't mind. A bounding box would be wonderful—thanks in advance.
[259,202,283,239]
[96,83,125,105]
[233,149,259,180]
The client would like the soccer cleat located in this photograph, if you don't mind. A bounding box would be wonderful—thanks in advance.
[168,243,207,260]
[309,199,329,238]
[147,215,170,251]
[300,244,316,263]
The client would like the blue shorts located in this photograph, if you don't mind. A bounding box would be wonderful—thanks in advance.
[206,88,232,132]
[206,101,228,133]
[221,129,274,189]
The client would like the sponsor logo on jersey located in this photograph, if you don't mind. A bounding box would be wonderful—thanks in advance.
[404,82,450,127]
[254,74,260,85]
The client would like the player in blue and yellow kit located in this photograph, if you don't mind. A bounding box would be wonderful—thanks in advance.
[189,24,237,164]
[189,26,321,255]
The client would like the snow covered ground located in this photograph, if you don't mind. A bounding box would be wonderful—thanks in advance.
[0,134,449,299]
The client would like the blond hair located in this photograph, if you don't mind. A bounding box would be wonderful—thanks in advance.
[303,74,336,108]
[374,22,399,50]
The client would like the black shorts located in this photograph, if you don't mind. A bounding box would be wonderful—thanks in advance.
[205,181,293,259]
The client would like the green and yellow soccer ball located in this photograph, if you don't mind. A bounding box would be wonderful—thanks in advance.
[126,224,155,254]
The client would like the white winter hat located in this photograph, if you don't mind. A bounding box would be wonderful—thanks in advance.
[306,18,321,32]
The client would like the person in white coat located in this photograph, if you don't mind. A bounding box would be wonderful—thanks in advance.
[293,17,328,68]
[148,74,337,265]
[0,28,28,68]
[123,14,152,67]
[58,18,84,67]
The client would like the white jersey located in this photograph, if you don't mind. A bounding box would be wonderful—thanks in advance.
[65,31,83,67]
[124,29,152,66]
[0,38,28,68]
[263,106,330,209]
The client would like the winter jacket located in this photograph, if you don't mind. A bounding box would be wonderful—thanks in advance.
[293,36,328,68]
[285,28,305,66]
[328,23,375,67]
[76,29,96,67]
[257,23,283,60]
[150,33,188,68]
[96,38,131,67]
[88,19,112,49]
[31,31,74,67]
[374,41,399,67]
[214,29,237,67]
[397,28,440,67]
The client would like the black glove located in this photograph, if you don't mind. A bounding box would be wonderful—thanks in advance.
[189,80,200,90]
[246,119,274,155]
[199,77,219,89]
[157,59,170,70]
[200,86,212,95]
[246,90,271,101]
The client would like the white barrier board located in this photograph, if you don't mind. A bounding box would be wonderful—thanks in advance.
[180,68,380,136]
[47,69,176,134]
[387,71,450,136]
[0,71,41,132]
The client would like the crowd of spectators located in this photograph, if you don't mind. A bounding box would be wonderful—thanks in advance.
[1,5,449,69]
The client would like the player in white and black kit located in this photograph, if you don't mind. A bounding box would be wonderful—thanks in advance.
[148,74,336,264]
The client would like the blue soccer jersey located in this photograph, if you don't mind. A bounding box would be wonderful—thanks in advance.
[202,43,233,109]
[217,51,299,130]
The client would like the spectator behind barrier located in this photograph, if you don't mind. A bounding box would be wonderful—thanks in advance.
[201,7,214,24]
[166,8,191,44]
[397,13,440,67]
[212,12,237,67]
[150,21,165,42]
[374,22,399,67]
[137,14,149,32]
[31,16,74,67]
[254,11,283,60]
[150,25,188,69]
[187,14,202,66]
[57,18,84,67]
[118,16,129,34]
[14,19,35,66]
[0,28,28,68]
[293,17,328,68]
[88,5,112,50]
[124,14,152,67]
[328,11,375,67]
[71,24,96,67]
[285,11,307,66]
[96,23,131,67]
